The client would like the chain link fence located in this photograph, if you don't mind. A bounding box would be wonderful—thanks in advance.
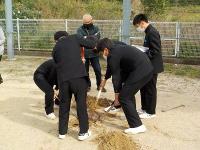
[0,19,199,58]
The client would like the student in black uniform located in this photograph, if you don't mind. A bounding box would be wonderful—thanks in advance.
[102,40,127,112]
[52,31,97,140]
[33,59,59,120]
[97,38,153,134]
[133,14,164,119]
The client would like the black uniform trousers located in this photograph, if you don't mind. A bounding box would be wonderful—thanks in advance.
[119,72,153,128]
[34,73,54,115]
[85,57,102,88]
[140,74,158,114]
[59,77,89,135]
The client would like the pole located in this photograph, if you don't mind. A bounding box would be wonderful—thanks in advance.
[5,0,14,60]
[122,0,131,44]
[65,19,68,32]
[17,18,21,51]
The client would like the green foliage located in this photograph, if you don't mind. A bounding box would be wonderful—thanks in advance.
[169,0,200,5]
[0,0,199,21]
[141,0,169,18]
[12,0,122,19]
[13,1,41,19]
[164,63,200,78]
[179,41,200,58]
[83,0,122,19]
[0,0,122,19]
[0,0,5,18]
[0,0,41,19]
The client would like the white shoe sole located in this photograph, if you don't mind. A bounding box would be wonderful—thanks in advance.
[46,113,56,120]
[58,134,65,139]
[104,107,121,112]
[140,114,156,119]
[78,131,91,141]
[124,125,146,135]
[137,109,146,115]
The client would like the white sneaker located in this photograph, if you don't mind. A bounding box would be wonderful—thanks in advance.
[58,134,66,139]
[137,109,146,115]
[46,113,56,120]
[78,131,91,141]
[104,105,121,112]
[139,112,156,119]
[124,125,146,134]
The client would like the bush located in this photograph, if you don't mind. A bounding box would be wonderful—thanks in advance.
[141,0,169,18]
[33,0,122,19]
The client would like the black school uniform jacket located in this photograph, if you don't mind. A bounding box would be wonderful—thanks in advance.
[104,40,127,81]
[77,25,100,58]
[105,45,153,93]
[34,59,58,87]
[144,24,164,74]
[52,34,96,84]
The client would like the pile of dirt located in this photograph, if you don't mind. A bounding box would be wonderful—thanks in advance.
[69,113,102,127]
[70,95,114,123]
[69,117,79,127]
[72,95,112,111]
[88,110,103,123]
[87,96,98,111]
[87,95,118,123]
[98,97,113,107]
[87,95,112,111]
[95,131,140,150]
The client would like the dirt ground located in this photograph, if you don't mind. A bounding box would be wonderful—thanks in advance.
[0,56,199,150]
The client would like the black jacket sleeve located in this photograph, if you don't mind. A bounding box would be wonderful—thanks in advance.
[105,61,112,80]
[109,56,122,93]
[146,31,161,59]
[52,44,60,63]
[76,34,97,49]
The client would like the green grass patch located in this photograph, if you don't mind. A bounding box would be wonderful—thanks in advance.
[164,63,200,78]
[162,5,200,22]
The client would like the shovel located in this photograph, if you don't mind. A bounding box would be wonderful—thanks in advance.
[105,103,115,112]
[94,88,102,108]
[161,104,185,112]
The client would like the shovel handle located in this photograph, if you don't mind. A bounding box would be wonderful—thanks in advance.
[96,89,102,100]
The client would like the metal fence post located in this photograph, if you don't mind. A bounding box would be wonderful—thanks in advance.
[175,22,180,57]
[119,20,122,41]
[17,18,21,51]
[5,0,14,60]
[122,0,131,44]
[65,19,68,32]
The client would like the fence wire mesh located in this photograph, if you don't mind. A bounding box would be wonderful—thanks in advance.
[0,19,199,58]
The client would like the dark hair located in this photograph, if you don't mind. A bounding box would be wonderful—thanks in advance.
[54,31,68,41]
[133,14,148,25]
[97,38,113,53]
